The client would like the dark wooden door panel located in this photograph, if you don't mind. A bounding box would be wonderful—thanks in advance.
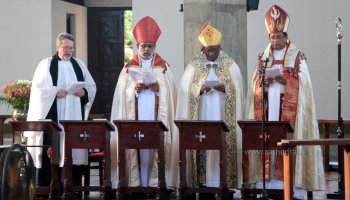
[88,8,125,115]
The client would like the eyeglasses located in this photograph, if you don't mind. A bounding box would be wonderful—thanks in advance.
[60,46,75,51]
[270,35,285,40]
[140,43,155,49]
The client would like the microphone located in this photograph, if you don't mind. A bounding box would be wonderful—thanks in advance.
[259,58,269,87]
[264,58,270,64]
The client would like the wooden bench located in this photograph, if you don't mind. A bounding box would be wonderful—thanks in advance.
[318,119,350,170]
[278,138,350,200]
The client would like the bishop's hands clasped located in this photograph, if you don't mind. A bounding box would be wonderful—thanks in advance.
[264,75,286,86]
[200,83,225,95]
[135,82,160,93]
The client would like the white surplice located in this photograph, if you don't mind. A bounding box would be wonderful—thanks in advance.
[199,62,225,187]
[138,57,156,187]
[25,57,96,168]
[266,48,285,121]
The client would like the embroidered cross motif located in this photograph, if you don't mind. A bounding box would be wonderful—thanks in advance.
[195,131,206,142]
[79,131,90,142]
[259,132,270,142]
[205,28,214,38]
[134,131,145,141]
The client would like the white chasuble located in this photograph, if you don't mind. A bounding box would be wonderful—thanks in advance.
[199,62,225,187]
[57,60,88,165]
[110,54,178,189]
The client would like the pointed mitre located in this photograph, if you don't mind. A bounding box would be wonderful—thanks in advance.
[133,16,161,44]
[198,22,222,47]
[265,5,289,33]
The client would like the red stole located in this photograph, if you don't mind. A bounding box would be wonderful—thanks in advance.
[252,51,301,181]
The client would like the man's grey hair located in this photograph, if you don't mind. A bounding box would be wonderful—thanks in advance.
[56,33,75,47]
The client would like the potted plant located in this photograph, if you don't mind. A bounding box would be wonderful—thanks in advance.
[0,80,31,121]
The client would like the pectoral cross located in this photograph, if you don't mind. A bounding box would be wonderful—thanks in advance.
[206,63,218,70]
[134,131,144,141]
[80,131,90,142]
[195,131,206,142]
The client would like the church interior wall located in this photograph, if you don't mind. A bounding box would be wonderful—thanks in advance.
[52,0,88,65]
[0,0,87,114]
[0,0,52,114]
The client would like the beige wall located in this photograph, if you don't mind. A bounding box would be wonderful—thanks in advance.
[247,0,350,119]
[52,0,88,63]
[0,0,87,114]
[132,0,185,85]
[0,0,51,114]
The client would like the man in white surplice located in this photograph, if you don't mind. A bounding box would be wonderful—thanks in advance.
[110,16,178,190]
[25,33,96,186]
[176,23,244,193]
[246,5,326,198]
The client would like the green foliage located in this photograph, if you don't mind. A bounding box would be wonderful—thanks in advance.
[124,10,133,63]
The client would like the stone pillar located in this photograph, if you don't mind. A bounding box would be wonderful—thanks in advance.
[184,0,247,86]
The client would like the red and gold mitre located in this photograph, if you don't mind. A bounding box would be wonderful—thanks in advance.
[265,5,289,33]
[198,22,222,47]
[133,16,161,44]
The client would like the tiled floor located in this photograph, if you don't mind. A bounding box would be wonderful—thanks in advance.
[83,170,341,200]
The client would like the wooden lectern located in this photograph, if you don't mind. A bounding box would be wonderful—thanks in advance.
[238,120,293,199]
[113,120,169,200]
[174,120,231,200]
[60,120,114,200]
[10,120,62,200]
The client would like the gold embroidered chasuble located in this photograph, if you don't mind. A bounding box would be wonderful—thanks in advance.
[188,51,238,188]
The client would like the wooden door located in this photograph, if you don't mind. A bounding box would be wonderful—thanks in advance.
[88,8,126,114]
